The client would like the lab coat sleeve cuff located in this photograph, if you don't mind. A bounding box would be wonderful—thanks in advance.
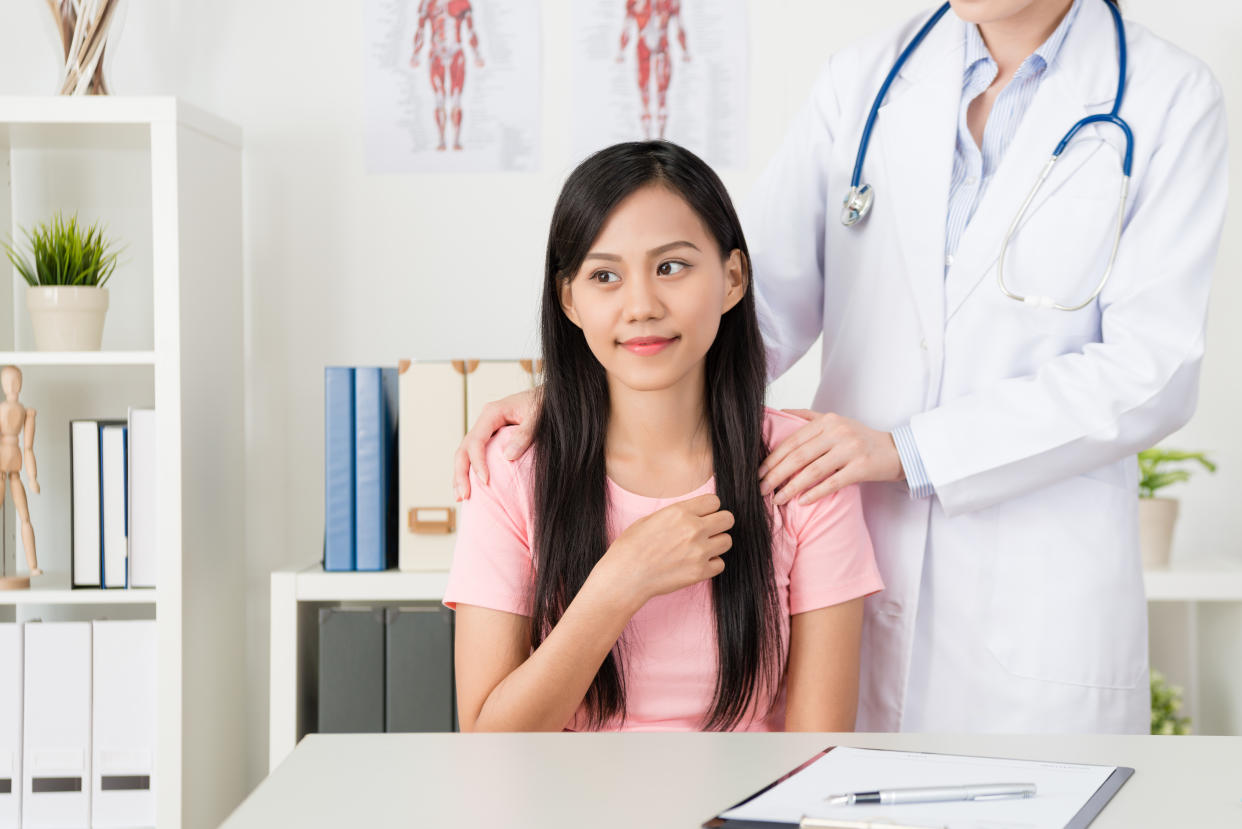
[892,424,935,500]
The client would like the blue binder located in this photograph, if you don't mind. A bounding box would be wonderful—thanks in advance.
[324,367,356,572]
[354,367,398,571]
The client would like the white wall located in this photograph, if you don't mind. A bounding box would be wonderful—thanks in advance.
[2,0,1240,798]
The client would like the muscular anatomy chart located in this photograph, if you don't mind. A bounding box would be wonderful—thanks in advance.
[572,0,747,169]
[365,0,539,172]
[410,0,485,152]
[617,0,689,140]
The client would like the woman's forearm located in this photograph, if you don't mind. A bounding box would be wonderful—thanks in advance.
[470,573,643,732]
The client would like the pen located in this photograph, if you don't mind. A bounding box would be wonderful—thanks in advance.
[824,782,1037,806]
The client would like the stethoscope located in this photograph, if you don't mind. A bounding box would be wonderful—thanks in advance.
[841,0,1133,312]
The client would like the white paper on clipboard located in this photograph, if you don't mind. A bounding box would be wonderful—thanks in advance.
[720,747,1119,828]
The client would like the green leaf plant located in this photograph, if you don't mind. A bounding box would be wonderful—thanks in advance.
[1138,448,1217,499]
[2,211,122,288]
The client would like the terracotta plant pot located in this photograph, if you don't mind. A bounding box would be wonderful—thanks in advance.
[26,286,109,351]
[1138,496,1179,569]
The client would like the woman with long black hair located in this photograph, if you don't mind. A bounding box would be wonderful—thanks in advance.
[442,141,882,732]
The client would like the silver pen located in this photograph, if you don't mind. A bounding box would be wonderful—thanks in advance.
[824,782,1037,806]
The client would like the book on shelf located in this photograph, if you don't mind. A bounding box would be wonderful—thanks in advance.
[126,409,157,589]
[354,367,399,572]
[323,367,356,572]
[101,424,128,589]
[323,365,402,573]
[70,416,157,591]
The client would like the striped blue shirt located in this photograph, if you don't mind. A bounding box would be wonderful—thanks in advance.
[893,0,1081,500]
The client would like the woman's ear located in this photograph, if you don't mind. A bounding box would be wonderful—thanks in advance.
[560,278,583,328]
[721,249,748,314]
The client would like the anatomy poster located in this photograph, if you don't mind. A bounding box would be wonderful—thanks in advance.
[365,0,540,172]
[571,0,748,169]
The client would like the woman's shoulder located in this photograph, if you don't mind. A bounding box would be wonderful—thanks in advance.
[761,406,814,447]
[470,425,536,500]
[761,407,864,526]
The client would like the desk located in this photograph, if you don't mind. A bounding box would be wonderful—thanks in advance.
[224,732,1242,828]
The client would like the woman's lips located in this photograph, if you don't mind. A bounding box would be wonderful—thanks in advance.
[620,336,678,356]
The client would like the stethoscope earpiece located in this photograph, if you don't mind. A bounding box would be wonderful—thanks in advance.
[841,184,874,226]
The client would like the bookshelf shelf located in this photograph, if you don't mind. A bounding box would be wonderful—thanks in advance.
[0,577,158,606]
[0,350,157,366]
[1143,560,1242,601]
[1,96,246,829]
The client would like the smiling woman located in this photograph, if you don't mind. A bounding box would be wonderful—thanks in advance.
[441,141,883,734]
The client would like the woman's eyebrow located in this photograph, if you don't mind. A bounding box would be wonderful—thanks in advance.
[648,240,700,256]
[582,240,700,263]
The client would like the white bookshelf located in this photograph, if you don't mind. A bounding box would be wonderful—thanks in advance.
[268,563,449,772]
[0,96,246,829]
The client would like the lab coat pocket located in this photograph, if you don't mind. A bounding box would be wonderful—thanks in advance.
[983,475,1145,690]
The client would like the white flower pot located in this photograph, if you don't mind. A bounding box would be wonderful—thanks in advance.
[1138,497,1179,570]
[26,286,109,351]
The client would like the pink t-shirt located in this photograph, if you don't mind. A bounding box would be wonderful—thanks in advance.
[442,407,883,732]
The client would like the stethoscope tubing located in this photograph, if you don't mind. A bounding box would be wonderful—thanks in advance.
[846,0,1135,312]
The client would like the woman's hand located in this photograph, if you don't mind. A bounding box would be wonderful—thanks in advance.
[453,388,539,500]
[759,410,904,506]
[593,493,733,610]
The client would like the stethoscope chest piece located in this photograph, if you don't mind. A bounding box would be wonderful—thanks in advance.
[841,184,874,226]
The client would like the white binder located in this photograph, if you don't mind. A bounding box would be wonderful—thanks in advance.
[23,622,91,829]
[464,360,539,432]
[0,624,21,829]
[100,425,127,590]
[91,621,155,829]
[70,421,103,588]
[126,409,157,589]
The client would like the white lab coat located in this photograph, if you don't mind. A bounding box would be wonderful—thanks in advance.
[746,0,1227,733]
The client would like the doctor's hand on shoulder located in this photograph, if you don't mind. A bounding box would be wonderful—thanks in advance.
[453,387,539,500]
[453,391,900,508]
[760,410,904,506]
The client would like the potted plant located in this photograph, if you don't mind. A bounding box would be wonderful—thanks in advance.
[1137,447,1216,569]
[2,212,120,351]
[1150,670,1192,735]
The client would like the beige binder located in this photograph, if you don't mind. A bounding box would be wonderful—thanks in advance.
[398,360,466,572]
[397,360,541,572]
[465,360,539,429]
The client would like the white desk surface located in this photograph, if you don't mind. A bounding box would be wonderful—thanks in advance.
[223,731,1242,828]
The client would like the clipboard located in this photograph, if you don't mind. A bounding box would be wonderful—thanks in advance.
[703,746,1135,829]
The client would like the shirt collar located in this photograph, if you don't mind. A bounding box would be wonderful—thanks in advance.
[963,0,1081,82]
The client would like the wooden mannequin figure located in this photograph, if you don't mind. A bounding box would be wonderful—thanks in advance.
[0,366,40,589]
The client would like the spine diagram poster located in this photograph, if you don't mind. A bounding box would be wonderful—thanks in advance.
[571,0,748,169]
[365,0,541,172]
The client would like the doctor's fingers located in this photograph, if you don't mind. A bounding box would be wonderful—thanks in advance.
[758,420,833,493]
[771,447,850,507]
[793,460,867,507]
[453,397,532,497]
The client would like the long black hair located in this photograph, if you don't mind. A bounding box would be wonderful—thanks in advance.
[529,141,782,731]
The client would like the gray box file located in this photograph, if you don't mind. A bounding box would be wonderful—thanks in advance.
[385,605,456,733]
[317,607,386,733]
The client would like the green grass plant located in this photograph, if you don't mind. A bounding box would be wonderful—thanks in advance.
[1138,448,1217,499]
[2,211,121,288]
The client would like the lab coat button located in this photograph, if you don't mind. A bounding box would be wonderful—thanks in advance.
[965,175,978,186]
[944,254,955,267]
[920,338,928,351]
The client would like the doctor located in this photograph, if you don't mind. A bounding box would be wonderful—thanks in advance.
[454,0,1227,734]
